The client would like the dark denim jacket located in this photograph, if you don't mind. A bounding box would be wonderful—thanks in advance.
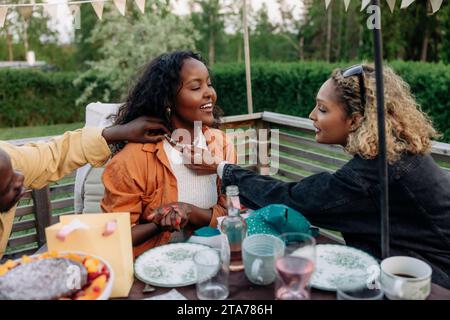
[222,153,450,289]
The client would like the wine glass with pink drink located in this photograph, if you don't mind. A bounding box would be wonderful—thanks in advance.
[275,232,316,300]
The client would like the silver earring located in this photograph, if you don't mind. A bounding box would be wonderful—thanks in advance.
[165,107,171,120]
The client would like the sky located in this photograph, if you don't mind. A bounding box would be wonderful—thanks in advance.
[50,0,304,44]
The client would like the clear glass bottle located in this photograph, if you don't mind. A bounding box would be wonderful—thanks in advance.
[221,185,247,271]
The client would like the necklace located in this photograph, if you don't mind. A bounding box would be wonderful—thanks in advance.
[164,132,208,151]
[164,134,188,150]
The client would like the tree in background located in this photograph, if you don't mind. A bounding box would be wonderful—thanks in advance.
[189,0,227,65]
[1,0,449,70]
[357,0,443,62]
[302,0,449,63]
[276,0,313,60]
[0,5,58,62]
[74,0,199,106]
[73,4,101,67]
[438,1,450,63]
[0,17,17,61]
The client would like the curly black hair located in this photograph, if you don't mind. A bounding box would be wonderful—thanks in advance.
[112,50,222,152]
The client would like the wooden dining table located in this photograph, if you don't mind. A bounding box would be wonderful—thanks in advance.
[119,235,450,300]
[33,234,450,300]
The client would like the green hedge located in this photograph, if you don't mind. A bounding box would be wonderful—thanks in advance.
[0,69,108,127]
[212,61,450,142]
[0,61,449,142]
[213,61,337,118]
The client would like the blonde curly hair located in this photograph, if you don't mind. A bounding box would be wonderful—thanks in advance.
[331,64,440,164]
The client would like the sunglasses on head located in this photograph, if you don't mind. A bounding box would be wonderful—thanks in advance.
[341,64,366,112]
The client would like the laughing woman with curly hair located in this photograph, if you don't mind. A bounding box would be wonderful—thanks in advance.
[101,51,235,258]
[188,64,450,289]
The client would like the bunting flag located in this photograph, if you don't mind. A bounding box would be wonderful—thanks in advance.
[430,0,443,14]
[361,0,371,11]
[113,0,126,16]
[386,0,396,12]
[344,0,351,11]
[134,0,145,14]
[69,4,81,29]
[0,7,7,28]
[69,4,80,16]
[18,6,34,20]
[91,1,104,20]
[401,0,415,9]
[0,0,446,30]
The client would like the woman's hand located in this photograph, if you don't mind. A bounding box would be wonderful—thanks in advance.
[146,202,191,232]
[183,145,220,175]
[102,116,171,144]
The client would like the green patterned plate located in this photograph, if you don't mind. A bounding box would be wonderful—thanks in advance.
[135,243,213,287]
[310,244,379,291]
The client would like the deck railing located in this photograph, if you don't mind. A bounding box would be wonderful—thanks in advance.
[3,111,450,261]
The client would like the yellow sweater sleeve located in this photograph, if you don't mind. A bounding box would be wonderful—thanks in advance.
[0,127,111,190]
[0,127,111,259]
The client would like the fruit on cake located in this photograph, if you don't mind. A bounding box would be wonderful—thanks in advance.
[0,252,110,300]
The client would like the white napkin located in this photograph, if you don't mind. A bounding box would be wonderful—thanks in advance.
[187,233,228,250]
[143,289,187,300]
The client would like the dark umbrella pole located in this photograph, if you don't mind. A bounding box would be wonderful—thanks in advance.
[371,0,389,259]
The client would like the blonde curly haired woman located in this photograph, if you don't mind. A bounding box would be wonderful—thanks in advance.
[187,64,450,289]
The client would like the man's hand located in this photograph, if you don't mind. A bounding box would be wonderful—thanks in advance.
[183,145,220,175]
[102,116,170,144]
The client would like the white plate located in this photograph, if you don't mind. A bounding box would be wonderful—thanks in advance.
[310,244,379,291]
[134,243,212,287]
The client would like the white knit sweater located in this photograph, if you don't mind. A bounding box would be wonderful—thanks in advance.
[163,138,218,209]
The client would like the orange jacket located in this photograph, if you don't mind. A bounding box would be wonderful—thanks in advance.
[101,127,236,257]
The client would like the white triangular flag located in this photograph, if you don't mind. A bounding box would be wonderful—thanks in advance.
[361,0,371,11]
[113,0,126,16]
[43,4,59,21]
[325,0,332,10]
[429,0,443,14]
[69,4,81,29]
[69,4,80,15]
[344,0,351,11]
[134,0,145,14]
[91,1,104,20]
[386,0,396,12]
[400,0,415,9]
[18,6,34,20]
[0,7,8,28]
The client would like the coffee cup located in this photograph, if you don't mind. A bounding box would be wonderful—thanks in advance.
[380,256,432,300]
[242,234,285,285]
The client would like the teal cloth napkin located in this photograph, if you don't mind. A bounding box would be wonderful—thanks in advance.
[193,226,221,237]
[246,204,319,237]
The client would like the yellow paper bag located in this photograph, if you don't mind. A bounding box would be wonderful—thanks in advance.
[45,213,134,298]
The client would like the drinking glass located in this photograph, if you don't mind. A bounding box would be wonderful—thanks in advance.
[274,232,316,300]
[194,247,229,300]
[336,275,384,300]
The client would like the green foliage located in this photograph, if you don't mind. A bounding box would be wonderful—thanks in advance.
[74,2,199,105]
[190,0,226,65]
[0,69,104,126]
[349,1,448,62]
[212,61,450,142]
[0,7,58,61]
[0,122,84,140]
[1,61,449,142]
[389,61,450,141]
[1,0,449,71]
[212,61,338,117]
[73,4,102,68]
